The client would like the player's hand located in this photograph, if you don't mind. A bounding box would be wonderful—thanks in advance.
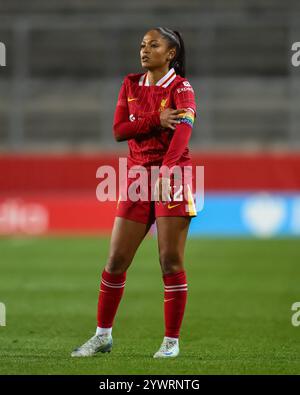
[154,176,173,202]
[159,108,187,130]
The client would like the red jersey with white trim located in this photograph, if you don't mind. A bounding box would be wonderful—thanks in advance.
[113,67,197,169]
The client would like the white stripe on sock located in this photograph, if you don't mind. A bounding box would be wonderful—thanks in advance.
[102,279,125,288]
[102,278,126,286]
[164,284,187,289]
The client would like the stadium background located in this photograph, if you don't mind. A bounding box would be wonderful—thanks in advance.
[1,0,300,237]
[0,0,300,375]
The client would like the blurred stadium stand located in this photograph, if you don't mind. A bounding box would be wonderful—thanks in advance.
[0,0,300,151]
[1,1,300,237]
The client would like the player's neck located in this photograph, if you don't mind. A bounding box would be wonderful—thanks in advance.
[147,66,170,86]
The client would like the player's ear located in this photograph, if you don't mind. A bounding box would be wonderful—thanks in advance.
[167,48,176,62]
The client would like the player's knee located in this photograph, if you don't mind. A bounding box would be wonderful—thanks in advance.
[105,251,130,275]
[159,250,183,274]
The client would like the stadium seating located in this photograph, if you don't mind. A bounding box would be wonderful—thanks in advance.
[0,1,298,150]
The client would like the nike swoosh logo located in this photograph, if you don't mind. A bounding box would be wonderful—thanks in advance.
[164,298,175,302]
[167,203,181,209]
[128,98,137,102]
[100,290,108,293]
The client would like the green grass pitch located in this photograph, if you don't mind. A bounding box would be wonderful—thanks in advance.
[0,236,299,375]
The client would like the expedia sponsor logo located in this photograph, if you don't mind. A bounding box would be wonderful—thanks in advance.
[177,87,194,94]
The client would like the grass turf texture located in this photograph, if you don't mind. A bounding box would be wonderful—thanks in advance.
[0,236,299,375]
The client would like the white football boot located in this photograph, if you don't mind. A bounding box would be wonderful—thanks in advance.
[153,337,179,358]
[71,334,113,357]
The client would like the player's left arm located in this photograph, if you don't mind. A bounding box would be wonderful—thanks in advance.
[161,80,197,170]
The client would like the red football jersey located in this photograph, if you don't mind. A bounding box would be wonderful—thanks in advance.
[113,67,197,169]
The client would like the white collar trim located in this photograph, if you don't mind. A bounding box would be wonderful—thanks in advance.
[139,68,177,88]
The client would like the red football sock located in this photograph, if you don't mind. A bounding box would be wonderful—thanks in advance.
[163,270,188,338]
[97,269,126,328]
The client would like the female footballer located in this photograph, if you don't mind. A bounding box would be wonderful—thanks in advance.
[72,27,197,358]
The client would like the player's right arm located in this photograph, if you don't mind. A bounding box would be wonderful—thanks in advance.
[113,78,160,141]
[113,78,185,142]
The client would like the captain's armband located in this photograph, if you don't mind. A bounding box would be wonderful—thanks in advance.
[176,108,195,127]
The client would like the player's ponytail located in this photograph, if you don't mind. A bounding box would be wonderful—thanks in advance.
[171,30,186,78]
[155,27,186,77]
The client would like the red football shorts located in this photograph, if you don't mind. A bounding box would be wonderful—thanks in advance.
[115,168,197,225]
